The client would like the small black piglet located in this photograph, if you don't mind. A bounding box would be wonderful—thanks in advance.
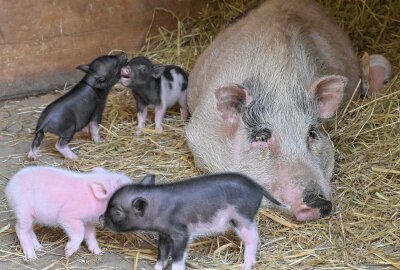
[28,52,128,160]
[101,173,284,270]
[120,56,188,135]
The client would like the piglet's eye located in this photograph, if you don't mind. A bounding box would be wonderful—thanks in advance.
[112,209,122,218]
[383,79,389,85]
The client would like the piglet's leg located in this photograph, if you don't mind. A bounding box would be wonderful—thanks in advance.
[154,105,167,132]
[170,234,189,270]
[28,131,44,161]
[15,218,37,260]
[136,107,148,136]
[236,222,259,270]
[178,91,189,120]
[82,125,90,136]
[30,231,44,252]
[84,224,101,255]
[155,233,171,270]
[89,121,101,143]
[56,136,77,160]
[61,220,85,258]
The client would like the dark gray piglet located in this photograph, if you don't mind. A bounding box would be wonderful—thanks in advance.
[28,52,128,160]
[120,56,188,135]
[101,173,284,270]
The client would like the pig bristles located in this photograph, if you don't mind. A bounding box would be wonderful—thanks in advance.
[1,0,399,269]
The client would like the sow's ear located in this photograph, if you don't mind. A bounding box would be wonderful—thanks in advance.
[310,75,347,119]
[76,64,90,73]
[215,84,253,124]
[140,174,156,186]
[132,197,148,216]
[90,182,109,200]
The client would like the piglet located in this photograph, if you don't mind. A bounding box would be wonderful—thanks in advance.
[28,52,128,160]
[360,53,392,97]
[101,173,284,270]
[5,166,132,260]
[120,56,189,135]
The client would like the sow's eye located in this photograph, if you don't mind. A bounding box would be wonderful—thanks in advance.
[253,129,271,142]
[308,125,318,140]
[250,129,272,149]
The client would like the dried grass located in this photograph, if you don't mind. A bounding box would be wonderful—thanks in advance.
[1,0,399,269]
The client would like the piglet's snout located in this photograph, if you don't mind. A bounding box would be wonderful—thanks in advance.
[120,67,131,78]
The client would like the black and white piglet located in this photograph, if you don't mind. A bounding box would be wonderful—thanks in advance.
[120,56,188,135]
[101,173,284,270]
[28,52,128,160]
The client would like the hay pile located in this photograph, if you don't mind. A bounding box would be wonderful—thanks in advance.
[8,0,400,269]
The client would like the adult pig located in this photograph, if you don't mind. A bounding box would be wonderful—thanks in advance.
[5,166,132,260]
[185,0,391,222]
[28,52,128,160]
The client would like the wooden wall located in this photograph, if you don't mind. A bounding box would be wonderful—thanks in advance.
[0,0,201,99]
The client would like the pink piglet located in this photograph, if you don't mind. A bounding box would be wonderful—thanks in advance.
[5,166,132,260]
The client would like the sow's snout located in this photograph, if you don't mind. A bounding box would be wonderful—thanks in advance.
[278,182,332,222]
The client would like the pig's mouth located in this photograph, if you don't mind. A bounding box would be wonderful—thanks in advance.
[120,76,131,86]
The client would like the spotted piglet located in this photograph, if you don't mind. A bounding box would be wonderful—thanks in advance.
[120,56,188,135]
[101,173,284,270]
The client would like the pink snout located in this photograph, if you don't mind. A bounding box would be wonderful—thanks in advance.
[292,203,324,222]
[276,183,332,222]
[120,67,130,77]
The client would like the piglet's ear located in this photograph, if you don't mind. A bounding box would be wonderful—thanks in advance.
[132,197,147,216]
[140,174,156,186]
[310,75,347,119]
[215,84,252,124]
[152,65,165,79]
[76,64,90,73]
[90,183,109,200]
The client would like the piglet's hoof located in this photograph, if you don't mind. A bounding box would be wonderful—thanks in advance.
[88,245,102,255]
[27,150,38,161]
[92,136,101,144]
[155,126,163,132]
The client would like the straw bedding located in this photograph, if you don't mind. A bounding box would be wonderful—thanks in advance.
[3,0,400,269]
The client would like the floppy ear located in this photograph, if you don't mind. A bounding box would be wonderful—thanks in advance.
[152,65,166,79]
[140,174,156,186]
[90,182,109,200]
[310,75,347,119]
[215,83,252,125]
[76,64,90,73]
[132,197,148,216]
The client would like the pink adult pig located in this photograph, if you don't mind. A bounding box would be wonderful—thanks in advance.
[5,166,132,260]
[185,0,392,221]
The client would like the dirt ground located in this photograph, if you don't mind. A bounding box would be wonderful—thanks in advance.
[0,93,152,270]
